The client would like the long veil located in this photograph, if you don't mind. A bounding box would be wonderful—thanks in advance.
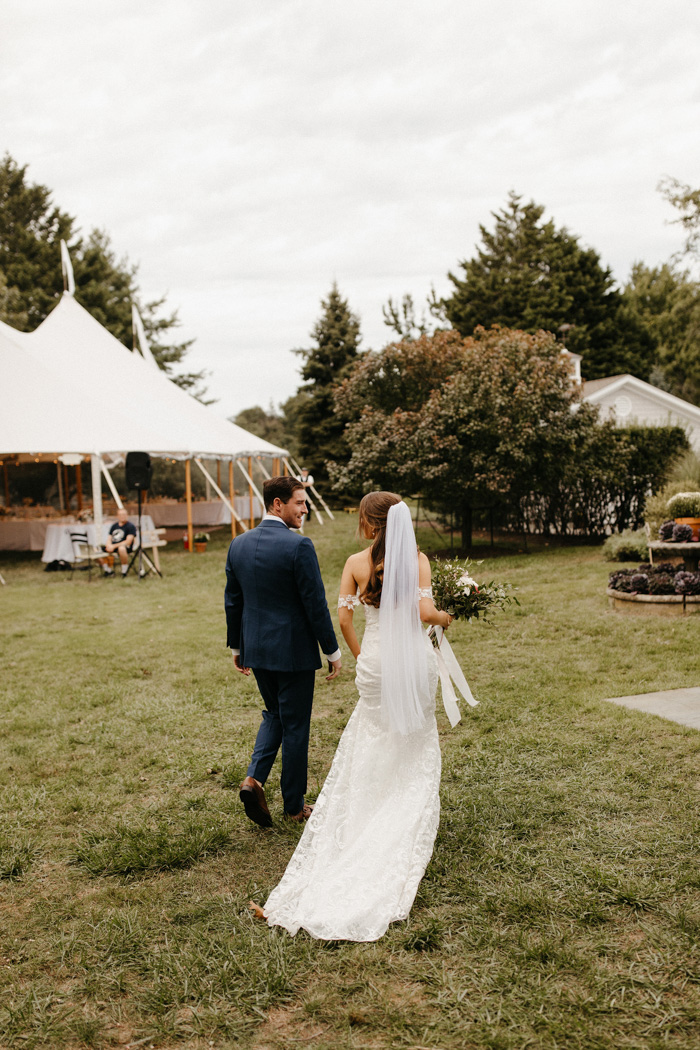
[379,501,431,735]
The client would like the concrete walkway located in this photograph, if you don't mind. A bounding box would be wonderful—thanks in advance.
[603,686,700,730]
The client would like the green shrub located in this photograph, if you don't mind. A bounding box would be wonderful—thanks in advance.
[602,528,648,562]
[668,449,700,487]
[667,491,700,518]
[645,479,699,534]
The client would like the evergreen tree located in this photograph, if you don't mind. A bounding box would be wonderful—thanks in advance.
[623,262,700,406]
[0,153,208,398]
[443,192,654,381]
[295,284,362,479]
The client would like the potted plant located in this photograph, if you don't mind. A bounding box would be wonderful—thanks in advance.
[194,531,210,553]
[666,491,700,541]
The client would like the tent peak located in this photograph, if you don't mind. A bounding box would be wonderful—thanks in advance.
[60,240,75,296]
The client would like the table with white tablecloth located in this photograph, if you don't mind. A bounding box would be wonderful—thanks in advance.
[41,516,157,563]
[146,498,262,528]
[0,518,75,552]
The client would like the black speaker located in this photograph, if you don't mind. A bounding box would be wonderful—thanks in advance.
[125,451,152,490]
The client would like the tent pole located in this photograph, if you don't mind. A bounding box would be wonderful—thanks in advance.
[63,464,70,510]
[75,463,83,513]
[273,457,280,475]
[185,459,194,553]
[193,458,247,531]
[90,455,103,538]
[4,462,11,508]
[55,462,63,511]
[234,461,239,537]
[283,459,288,476]
[236,458,264,513]
[257,457,272,481]
[100,461,124,509]
[286,453,335,520]
[248,456,254,528]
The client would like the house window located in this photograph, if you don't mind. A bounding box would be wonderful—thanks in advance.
[614,395,632,418]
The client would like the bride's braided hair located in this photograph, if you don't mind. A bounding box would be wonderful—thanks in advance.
[358,491,402,608]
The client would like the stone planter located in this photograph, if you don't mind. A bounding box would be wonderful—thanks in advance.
[607,587,700,616]
[194,542,207,553]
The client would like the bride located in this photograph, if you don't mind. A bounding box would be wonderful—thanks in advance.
[262,492,453,941]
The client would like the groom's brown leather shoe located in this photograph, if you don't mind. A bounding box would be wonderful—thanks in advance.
[239,777,273,828]
[285,803,314,822]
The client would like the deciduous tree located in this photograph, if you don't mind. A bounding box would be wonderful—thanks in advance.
[331,326,594,544]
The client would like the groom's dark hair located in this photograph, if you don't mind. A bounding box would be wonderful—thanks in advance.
[263,476,304,510]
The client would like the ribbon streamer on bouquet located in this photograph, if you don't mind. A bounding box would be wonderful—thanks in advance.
[432,626,478,727]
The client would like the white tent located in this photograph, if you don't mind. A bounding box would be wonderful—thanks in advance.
[0,293,289,544]
[0,294,286,459]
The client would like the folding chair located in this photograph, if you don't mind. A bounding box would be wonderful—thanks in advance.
[69,530,105,581]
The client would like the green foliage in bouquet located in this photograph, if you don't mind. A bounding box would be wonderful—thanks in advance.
[430,557,519,625]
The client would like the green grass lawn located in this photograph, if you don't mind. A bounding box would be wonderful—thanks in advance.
[1,517,699,1049]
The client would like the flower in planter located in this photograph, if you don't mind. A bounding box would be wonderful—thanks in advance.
[672,523,693,542]
[658,520,676,541]
[674,571,700,595]
[667,491,700,518]
[194,532,211,544]
[648,573,676,595]
[629,573,649,593]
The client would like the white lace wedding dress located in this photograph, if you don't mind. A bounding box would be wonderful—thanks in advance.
[263,594,440,941]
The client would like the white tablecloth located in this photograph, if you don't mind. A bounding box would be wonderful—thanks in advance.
[0,518,75,552]
[147,498,261,528]
[42,516,157,563]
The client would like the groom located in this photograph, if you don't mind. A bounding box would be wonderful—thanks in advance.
[225,476,341,827]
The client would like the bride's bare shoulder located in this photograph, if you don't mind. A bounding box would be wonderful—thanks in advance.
[346,548,370,568]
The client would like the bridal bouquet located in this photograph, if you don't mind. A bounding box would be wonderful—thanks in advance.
[430,557,519,626]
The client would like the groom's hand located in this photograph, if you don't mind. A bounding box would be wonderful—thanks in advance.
[326,658,341,681]
[233,654,250,676]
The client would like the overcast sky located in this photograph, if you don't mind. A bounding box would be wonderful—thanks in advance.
[2,1,699,419]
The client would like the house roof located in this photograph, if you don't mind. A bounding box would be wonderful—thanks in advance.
[582,373,700,422]
[581,375,628,397]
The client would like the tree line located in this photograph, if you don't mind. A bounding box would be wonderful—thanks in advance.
[235,185,698,539]
[3,150,698,537]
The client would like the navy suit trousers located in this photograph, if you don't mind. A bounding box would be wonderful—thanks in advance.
[247,667,316,815]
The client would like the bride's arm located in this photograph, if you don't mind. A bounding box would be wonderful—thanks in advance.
[418,552,453,629]
[338,556,361,659]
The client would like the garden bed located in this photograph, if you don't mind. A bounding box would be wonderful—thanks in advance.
[606,587,700,616]
[607,561,700,615]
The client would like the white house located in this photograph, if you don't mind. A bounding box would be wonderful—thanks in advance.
[581,373,700,452]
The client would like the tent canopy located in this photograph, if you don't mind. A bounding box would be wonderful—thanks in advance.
[0,294,287,460]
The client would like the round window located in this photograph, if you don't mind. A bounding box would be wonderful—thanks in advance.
[614,395,632,418]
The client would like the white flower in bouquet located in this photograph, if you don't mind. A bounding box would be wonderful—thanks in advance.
[457,572,479,594]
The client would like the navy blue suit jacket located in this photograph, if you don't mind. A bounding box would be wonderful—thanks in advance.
[224,518,338,672]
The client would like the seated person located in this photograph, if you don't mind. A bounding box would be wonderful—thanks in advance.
[100,508,136,576]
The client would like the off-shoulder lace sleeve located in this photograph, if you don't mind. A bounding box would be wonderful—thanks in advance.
[418,587,433,599]
[338,593,361,610]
